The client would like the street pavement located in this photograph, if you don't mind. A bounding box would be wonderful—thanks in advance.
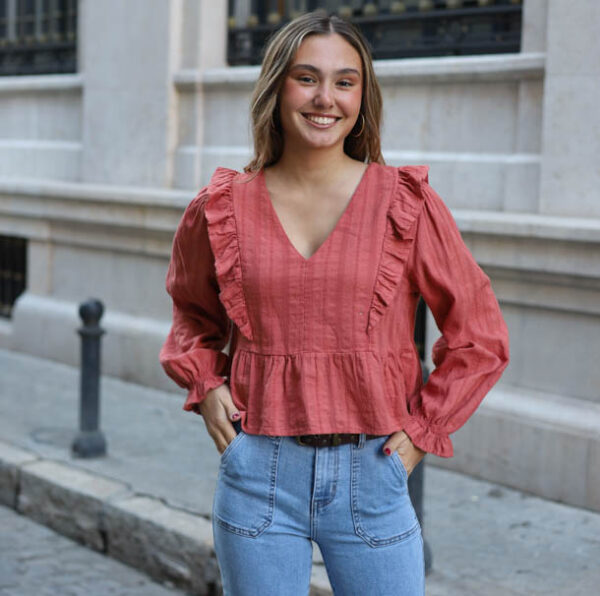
[1,347,599,595]
[0,504,184,596]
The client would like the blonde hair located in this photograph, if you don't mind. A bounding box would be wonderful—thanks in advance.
[244,10,384,173]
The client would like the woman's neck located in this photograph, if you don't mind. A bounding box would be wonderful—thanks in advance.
[272,146,356,188]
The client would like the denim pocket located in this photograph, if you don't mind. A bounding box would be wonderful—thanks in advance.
[213,433,281,538]
[350,437,420,548]
[391,449,408,482]
[219,428,245,465]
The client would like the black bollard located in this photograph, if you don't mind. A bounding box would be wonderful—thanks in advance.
[71,299,107,458]
[408,362,433,574]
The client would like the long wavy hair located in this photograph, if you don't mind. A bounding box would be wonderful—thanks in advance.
[244,10,384,173]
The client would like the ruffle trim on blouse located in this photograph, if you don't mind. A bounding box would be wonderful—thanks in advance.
[367,165,430,335]
[203,167,254,342]
[402,414,454,458]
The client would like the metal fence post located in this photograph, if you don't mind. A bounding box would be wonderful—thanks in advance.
[408,362,433,574]
[71,299,107,458]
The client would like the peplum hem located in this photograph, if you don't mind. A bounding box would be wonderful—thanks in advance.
[402,414,454,458]
[367,165,430,335]
[203,167,254,341]
[230,349,409,436]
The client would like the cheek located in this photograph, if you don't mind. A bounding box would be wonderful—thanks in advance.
[341,88,363,115]
[351,88,363,110]
[280,81,309,111]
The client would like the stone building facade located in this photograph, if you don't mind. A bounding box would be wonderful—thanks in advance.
[0,0,598,511]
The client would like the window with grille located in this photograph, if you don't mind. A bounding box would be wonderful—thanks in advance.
[227,0,522,65]
[0,0,77,76]
[0,235,27,319]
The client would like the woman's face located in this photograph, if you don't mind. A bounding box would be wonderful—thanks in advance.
[278,33,363,154]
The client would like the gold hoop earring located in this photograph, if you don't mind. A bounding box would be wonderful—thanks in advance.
[352,113,365,137]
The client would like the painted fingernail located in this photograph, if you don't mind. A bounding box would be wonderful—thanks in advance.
[384,447,391,456]
[231,412,240,420]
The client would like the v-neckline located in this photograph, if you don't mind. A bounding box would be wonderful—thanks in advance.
[259,162,372,264]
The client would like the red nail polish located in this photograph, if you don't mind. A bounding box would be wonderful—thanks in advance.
[231,412,240,420]
[384,447,391,456]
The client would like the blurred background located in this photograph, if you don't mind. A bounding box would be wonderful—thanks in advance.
[0,1,599,593]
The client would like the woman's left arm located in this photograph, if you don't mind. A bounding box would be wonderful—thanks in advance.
[390,180,510,464]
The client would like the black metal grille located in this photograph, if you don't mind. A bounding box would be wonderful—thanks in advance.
[414,296,426,361]
[0,235,27,318]
[0,0,78,76]
[228,0,522,66]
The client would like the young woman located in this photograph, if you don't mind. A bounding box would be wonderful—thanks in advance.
[160,11,509,595]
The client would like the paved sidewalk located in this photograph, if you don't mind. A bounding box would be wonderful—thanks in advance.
[0,504,184,596]
[1,348,599,595]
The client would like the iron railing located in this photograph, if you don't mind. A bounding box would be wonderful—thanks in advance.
[0,0,77,76]
[414,296,427,361]
[0,235,26,318]
[228,0,522,65]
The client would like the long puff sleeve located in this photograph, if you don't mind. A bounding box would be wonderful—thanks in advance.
[159,189,232,414]
[402,179,510,457]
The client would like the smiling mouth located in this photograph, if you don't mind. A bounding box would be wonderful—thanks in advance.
[302,113,341,126]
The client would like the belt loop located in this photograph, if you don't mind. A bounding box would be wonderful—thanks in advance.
[358,432,366,449]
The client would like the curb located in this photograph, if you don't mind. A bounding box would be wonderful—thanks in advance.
[0,440,333,595]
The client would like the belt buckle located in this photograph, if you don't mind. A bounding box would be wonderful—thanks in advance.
[296,433,343,447]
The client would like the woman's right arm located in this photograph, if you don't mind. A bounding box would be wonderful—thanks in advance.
[159,189,240,453]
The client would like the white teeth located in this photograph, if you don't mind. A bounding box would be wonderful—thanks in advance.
[305,114,337,125]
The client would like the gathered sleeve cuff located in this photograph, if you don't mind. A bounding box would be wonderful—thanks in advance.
[401,415,454,458]
[159,188,232,414]
[404,174,510,457]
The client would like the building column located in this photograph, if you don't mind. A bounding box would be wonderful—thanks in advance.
[538,0,600,217]
[79,0,183,188]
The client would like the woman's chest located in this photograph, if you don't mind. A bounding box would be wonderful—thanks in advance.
[265,172,367,261]
[230,173,392,340]
[267,193,351,262]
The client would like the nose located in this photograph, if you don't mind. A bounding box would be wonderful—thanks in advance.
[314,82,334,108]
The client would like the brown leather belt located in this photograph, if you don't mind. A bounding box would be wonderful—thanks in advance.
[295,432,385,447]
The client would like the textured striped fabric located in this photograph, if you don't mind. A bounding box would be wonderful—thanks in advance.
[159,163,509,457]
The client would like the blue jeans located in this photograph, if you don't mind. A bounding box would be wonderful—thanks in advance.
[212,419,425,595]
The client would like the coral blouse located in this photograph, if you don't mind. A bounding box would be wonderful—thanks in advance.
[159,163,509,458]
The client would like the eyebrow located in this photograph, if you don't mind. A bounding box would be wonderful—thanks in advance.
[289,64,361,78]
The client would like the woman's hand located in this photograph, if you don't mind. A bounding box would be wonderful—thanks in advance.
[382,431,426,477]
[198,384,241,455]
